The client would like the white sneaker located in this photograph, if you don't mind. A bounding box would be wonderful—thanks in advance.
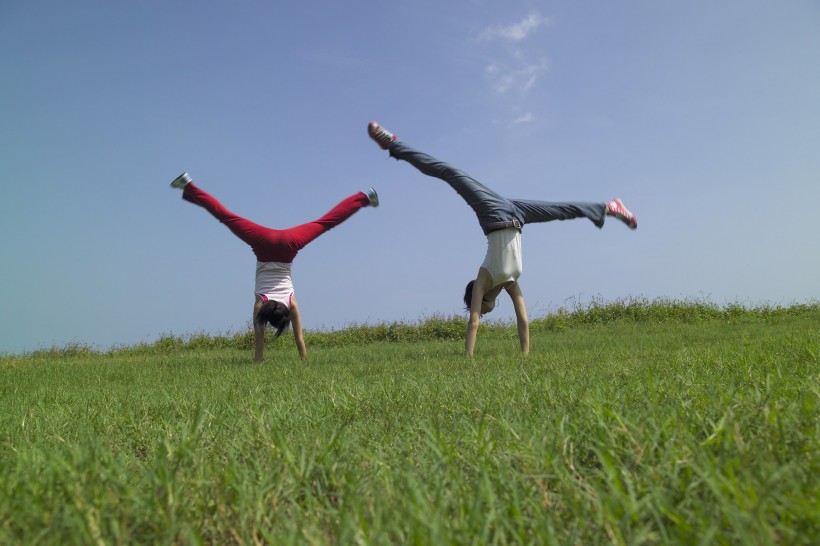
[365,187,379,207]
[170,172,191,189]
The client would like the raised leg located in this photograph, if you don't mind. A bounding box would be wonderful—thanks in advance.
[510,198,607,229]
[182,182,275,248]
[279,192,371,253]
[388,140,521,232]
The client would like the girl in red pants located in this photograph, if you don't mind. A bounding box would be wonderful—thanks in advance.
[170,172,379,362]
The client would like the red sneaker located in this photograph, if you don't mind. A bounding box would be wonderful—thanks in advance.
[368,121,397,150]
[607,198,637,229]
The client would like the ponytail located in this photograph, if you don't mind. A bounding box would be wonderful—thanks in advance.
[255,300,291,338]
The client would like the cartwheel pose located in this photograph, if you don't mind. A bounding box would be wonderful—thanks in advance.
[170,173,379,362]
[367,121,637,356]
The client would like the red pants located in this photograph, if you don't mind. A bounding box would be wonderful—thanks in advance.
[183,182,369,262]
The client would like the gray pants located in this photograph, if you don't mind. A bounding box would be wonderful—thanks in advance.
[390,141,606,234]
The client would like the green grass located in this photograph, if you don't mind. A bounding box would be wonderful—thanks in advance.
[1,301,818,545]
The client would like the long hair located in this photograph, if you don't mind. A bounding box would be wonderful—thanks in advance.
[255,300,291,338]
[463,280,475,311]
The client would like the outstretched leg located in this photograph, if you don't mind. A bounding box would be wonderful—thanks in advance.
[368,123,637,231]
[509,198,637,230]
[510,198,608,229]
[181,181,277,250]
[174,174,378,261]
[279,191,373,254]
[389,141,508,211]
[369,122,519,233]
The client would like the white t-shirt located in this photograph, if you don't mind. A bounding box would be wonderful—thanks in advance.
[481,228,523,287]
[255,261,294,308]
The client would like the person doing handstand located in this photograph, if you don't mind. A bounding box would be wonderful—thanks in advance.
[170,173,379,362]
[367,122,637,356]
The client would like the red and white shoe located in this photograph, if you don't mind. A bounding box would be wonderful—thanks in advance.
[368,121,397,150]
[607,198,637,230]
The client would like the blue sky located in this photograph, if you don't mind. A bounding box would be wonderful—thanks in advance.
[2,1,818,354]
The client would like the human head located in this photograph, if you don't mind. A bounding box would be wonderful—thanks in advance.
[463,280,496,316]
[255,300,291,337]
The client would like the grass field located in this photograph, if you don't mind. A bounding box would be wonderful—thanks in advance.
[1,300,818,545]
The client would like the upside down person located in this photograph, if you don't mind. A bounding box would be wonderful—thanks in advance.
[170,172,379,362]
[367,122,637,356]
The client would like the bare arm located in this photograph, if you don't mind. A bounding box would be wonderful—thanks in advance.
[506,282,529,355]
[253,298,265,363]
[466,309,481,357]
[290,297,307,360]
[466,268,494,356]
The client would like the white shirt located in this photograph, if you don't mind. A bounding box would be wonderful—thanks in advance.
[481,228,523,287]
[255,261,294,308]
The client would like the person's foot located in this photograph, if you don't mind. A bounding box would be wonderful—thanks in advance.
[170,172,191,189]
[364,187,379,207]
[368,121,397,150]
[607,198,637,229]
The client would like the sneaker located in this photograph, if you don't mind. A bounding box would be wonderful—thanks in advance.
[368,121,397,150]
[170,172,192,189]
[364,187,379,207]
[607,198,637,229]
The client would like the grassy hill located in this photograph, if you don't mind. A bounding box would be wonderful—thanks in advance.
[1,300,818,545]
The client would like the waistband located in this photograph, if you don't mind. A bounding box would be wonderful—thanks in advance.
[483,219,522,235]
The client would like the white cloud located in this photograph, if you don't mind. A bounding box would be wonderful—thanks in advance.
[512,113,535,124]
[484,58,548,94]
[478,11,550,124]
[480,11,547,42]
[490,112,537,127]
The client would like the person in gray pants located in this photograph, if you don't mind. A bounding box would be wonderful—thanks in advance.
[367,121,638,356]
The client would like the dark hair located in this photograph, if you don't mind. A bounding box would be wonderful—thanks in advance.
[463,280,475,311]
[255,300,291,338]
